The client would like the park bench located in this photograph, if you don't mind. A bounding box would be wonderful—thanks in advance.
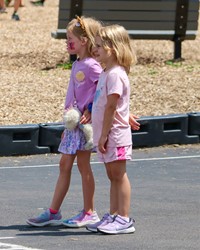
[51,0,199,61]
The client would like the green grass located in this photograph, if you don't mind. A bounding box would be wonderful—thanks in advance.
[165,60,183,67]
[148,68,158,75]
[56,61,73,70]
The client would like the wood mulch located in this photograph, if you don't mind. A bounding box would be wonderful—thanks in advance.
[0,0,200,125]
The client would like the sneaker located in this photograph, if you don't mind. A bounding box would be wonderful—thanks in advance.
[0,8,7,13]
[97,215,135,234]
[12,13,20,21]
[26,209,62,227]
[62,210,100,228]
[86,213,114,232]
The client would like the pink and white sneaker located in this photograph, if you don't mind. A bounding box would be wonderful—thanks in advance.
[62,210,100,228]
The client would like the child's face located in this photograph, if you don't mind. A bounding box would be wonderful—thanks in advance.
[94,36,112,64]
[66,31,83,55]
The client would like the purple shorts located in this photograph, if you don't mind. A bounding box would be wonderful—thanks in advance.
[96,145,132,163]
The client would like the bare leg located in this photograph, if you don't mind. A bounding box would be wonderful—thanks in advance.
[14,0,21,12]
[0,0,6,9]
[105,165,118,214]
[50,153,76,211]
[77,150,95,212]
[105,160,131,217]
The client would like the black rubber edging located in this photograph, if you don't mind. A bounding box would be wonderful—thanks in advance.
[0,113,199,156]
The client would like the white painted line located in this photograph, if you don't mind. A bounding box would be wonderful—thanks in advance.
[0,154,200,170]
[0,164,59,170]
[132,155,200,162]
[0,237,15,240]
[0,242,43,250]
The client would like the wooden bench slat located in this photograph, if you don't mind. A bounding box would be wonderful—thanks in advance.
[57,19,198,31]
[83,1,176,10]
[58,10,198,23]
[59,0,198,11]
[60,11,177,21]
[59,0,199,10]
[59,0,70,9]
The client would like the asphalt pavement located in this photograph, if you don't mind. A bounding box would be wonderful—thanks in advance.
[0,145,200,250]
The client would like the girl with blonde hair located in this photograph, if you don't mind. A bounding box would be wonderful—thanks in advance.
[87,24,137,234]
[27,16,102,228]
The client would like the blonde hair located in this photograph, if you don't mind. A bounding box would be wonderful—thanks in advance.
[67,16,102,57]
[97,24,137,74]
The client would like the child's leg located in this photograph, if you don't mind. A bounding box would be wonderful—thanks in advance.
[62,151,100,228]
[0,0,6,9]
[76,150,94,212]
[97,161,135,234]
[26,153,75,227]
[105,165,118,214]
[14,0,21,12]
[50,153,76,211]
[105,160,131,217]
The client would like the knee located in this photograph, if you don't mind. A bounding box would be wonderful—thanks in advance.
[77,162,91,176]
[59,159,72,175]
[106,169,120,182]
[109,171,124,182]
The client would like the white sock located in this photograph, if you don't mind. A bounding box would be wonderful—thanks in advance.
[118,215,129,222]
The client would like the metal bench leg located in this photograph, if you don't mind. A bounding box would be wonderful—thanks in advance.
[174,39,184,61]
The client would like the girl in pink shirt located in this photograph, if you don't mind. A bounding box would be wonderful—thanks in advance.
[27,16,102,228]
[87,24,137,234]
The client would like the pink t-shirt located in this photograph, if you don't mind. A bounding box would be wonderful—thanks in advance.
[65,57,102,113]
[92,65,132,147]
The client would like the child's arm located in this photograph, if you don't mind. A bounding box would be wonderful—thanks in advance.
[98,94,119,153]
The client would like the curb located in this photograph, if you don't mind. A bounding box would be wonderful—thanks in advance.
[0,113,199,156]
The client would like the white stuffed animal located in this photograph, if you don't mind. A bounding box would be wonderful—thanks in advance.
[63,107,93,150]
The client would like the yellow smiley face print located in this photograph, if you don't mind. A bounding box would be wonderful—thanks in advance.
[76,71,85,81]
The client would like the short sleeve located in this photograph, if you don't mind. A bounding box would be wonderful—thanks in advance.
[88,61,102,85]
[106,72,123,97]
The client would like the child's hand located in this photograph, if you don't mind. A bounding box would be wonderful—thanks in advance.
[80,109,91,124]
[129,114,140,130]
[98,136,107,153]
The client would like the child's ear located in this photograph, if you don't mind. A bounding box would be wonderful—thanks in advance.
[81,37,88,45]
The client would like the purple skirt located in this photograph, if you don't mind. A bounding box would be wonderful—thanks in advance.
[58,127,89,155]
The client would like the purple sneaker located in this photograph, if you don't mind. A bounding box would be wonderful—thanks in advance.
[26,209,62,227]
[86,213,114,232]
[97,215,135,234]
[62,210,100,228]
